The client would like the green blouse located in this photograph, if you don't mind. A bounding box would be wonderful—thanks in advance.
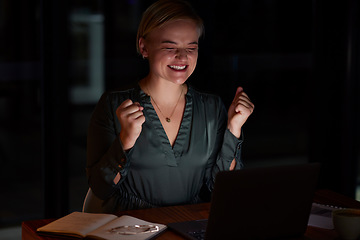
[86,85,243,213]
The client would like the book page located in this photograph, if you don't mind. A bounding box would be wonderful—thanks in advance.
[37,212,118,238]
[308,203,343,229]
[87,215,167,240]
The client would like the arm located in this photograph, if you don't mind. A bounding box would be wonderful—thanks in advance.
[227,87,254,138]
[114,99,145,183]
[202,88,253,193]
[227,87,254,170]
[86,92,144,200]
[199,97,242,196]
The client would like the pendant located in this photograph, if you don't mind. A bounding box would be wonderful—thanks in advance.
[166,118,171,123]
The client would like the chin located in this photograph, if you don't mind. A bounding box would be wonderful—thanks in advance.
[170,73,193,84]
[172,77,190,85]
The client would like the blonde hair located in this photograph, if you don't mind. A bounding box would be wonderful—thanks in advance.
[136,0,204,54]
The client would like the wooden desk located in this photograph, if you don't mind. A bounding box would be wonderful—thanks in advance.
[22,189,360,240]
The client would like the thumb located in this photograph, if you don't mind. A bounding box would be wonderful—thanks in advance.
[232,86,243,102]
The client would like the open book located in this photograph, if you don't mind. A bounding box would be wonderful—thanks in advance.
[37,212,167,240]
[308,203,343,229]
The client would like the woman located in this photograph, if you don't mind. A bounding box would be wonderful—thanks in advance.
[86,0,254,213]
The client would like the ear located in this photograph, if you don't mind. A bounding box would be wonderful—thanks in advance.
[138,37,149,58]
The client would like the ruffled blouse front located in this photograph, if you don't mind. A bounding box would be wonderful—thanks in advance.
[86,84,243,213]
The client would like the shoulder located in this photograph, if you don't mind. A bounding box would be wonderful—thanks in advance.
[189,85,224,107]
[93,86,141,118]
[188,85,228,126]
[99,87,140,106]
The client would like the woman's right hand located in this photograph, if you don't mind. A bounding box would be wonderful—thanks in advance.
[116,99,145,151]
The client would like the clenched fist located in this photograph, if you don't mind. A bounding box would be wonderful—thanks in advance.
[116,99,146,151]
[227,87,254,138]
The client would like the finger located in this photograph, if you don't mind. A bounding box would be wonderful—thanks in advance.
[118,101,143,117]
[117,100,134,116]
[232,86,243,103]
[239,91,250,99]
[236,86,243,94]
[233,93,254,110]
[235,100,255,114]
[124,102,143,113]
[119,100,143,113]
[133,101,144,111]
[235,91,251,101]
[234,91,254,106]
[134,114,146,124]
[234,97,254,110]
[234,102,253,112]
[119,99,134,108]
[129,108,144,120]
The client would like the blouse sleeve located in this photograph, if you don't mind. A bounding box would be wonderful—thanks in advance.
[86,92,130,200]
[203,97,244,195]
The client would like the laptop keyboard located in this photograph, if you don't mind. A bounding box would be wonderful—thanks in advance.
[188,229,206,240]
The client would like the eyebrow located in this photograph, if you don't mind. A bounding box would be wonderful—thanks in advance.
[161,40,198,45]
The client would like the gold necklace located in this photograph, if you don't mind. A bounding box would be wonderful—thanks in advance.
[147,86,184,123]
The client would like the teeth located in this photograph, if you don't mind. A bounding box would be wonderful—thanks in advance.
[169,65,186,70]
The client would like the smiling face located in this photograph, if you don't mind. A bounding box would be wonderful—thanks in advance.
[139,19,200,85]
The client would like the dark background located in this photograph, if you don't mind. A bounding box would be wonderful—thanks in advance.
[0,0,359,229]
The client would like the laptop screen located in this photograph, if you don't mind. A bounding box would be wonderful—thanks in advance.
[168,163,320,240]
[205,163,320,240]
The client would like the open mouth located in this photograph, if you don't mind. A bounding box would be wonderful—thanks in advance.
[168,65,187,71]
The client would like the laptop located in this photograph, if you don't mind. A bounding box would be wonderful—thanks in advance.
[168,163,320,240]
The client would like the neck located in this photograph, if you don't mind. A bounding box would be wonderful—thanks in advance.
[140,77,186,104]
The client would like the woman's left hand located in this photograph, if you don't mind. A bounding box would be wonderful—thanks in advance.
[227,86,254,138]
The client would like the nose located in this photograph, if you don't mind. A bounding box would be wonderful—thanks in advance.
[175,48,187,59]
